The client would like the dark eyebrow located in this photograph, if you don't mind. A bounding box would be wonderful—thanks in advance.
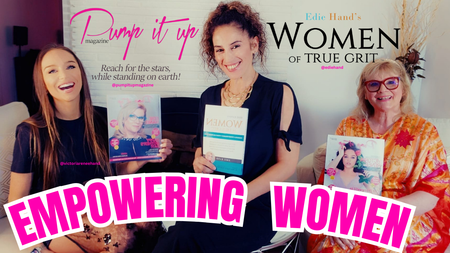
[43,60,77,70]
[214,40,242,48]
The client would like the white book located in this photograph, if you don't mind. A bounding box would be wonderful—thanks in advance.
[203,105,249,175]
[324,135,385,195]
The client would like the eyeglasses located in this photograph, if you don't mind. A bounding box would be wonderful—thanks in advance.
[364,77,400,92]
[128,114,145,122]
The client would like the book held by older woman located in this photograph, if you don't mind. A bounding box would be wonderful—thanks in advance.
[324,135,384,195]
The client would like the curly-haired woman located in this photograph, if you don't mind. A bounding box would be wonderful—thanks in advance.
[153,1,302,252]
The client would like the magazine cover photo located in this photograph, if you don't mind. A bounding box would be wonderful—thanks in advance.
[107,94,162,163]
[324,135,385,195]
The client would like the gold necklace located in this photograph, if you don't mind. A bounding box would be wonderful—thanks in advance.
[222,72,258,107]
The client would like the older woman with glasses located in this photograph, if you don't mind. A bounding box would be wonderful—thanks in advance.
[308,59,450,252]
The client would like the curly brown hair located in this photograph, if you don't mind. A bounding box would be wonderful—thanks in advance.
[201,1,267,75]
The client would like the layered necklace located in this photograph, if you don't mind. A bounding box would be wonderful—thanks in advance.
[222,71,258,107]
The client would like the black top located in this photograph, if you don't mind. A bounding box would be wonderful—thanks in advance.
[193,74,303,183]
[11,106,115,194]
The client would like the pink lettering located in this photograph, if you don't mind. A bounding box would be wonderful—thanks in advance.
[152,17,170,43]
[165,176,186,218]
[362,198,387,242]
[221,180,245,223]
[109,178,142,221]
[176,24,199,60]
[63,186,86,230]
[380,204,412,248]
[109,24,143,60]
[70,8,113,44]
[86,182,112,225]
[306,188,329,231]
[187,176,197,218]
[197,177,221,220]
[70,8,143,60]
[152,17,197,60]
[145,117,159,124]
[140,139,158,147]
[329,191,366,236]
[28,192,70,238]
[145,176,163,218]
[7,202,37,245]
[273,185,307,228]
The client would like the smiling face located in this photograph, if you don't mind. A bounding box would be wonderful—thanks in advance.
[41,49,82,106]
[123,108,145,138]
[342,149,357,170]
[212,24,258,80]
[365,70,403,115]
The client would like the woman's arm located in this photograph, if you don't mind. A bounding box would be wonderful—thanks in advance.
[8,172,32,202]
[246,85,300,203]
[246,139,300,202]
[116,139,173,175]
[326,146,344,170]
[396,191,439,216]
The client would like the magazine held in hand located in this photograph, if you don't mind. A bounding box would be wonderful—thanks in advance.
[324,135,384,195]
[107,94,162,163]
[203,105,249,175]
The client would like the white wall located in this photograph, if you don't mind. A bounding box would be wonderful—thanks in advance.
[418,0,450,119]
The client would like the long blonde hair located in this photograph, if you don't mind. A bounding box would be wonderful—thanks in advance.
[351,59,414,120]
[22,44,112,190]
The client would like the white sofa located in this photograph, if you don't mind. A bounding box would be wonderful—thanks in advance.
[0,102,29,252]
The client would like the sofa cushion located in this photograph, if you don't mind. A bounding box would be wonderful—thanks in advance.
[0,102,29,218]
[312,143,327,184]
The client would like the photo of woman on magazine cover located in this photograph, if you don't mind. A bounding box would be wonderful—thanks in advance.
[108,96,161,162]
[325,140,381,195]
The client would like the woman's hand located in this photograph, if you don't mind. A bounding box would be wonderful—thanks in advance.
[193,156,216,174]
[330,236,356,251]
[148,138,173,163]
[326,145,346,171]
[117,139,173,174]
[193,148,216,174]
[337,145,346,158]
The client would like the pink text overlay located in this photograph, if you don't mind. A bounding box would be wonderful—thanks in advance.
[270,183,415,252]
[321,65,344,70]
[4,173,247,250]
[70,8,199,60]
[112,83,154,88]
[60,162,100,166]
